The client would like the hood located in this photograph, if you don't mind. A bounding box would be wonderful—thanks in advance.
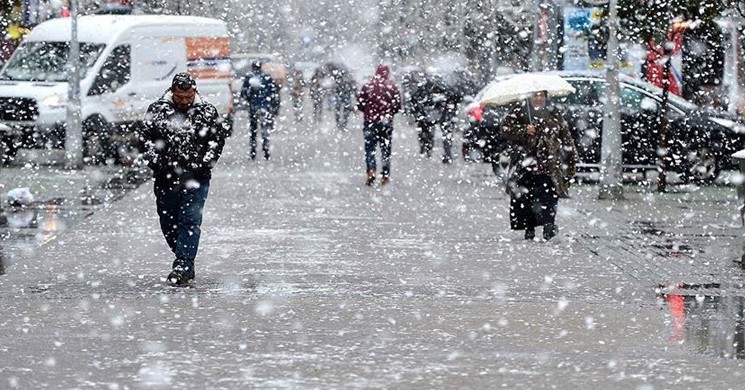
[0,80,68,102]
[374,65,390,80]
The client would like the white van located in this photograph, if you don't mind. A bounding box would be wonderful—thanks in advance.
[0,14,234,164]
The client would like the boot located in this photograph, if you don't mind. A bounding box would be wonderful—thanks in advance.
[543,224,558,240]
[365,169,376,186]
[380,176,391,186]
[167,259,194,286]
[525,227,535,240]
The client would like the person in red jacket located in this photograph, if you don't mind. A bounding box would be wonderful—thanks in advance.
[356,65,401,186]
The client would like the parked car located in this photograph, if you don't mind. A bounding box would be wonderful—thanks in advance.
[0,14,234,165]
[465,71,745,183]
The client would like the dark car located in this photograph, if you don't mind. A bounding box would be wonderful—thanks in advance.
[465,71,745,183]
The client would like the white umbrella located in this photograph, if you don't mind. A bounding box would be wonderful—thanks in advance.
[479,73,576,106]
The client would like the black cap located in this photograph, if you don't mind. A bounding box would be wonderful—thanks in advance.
[172,72,196,90]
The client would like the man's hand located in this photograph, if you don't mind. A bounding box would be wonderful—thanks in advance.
[526,124,536,136]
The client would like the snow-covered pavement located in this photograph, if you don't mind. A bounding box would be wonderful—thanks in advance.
[2,109,745,388]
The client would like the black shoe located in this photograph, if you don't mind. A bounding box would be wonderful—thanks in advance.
[543,224,558,240]
[167,261,194,286]
[525,228,535,240]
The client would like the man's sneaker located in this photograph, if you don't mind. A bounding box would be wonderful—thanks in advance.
[167,263,194,286]
[543,224,558,240]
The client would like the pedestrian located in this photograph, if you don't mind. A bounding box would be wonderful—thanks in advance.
[241,61,280,160]
[410,76,438,159]
[501,91,578,240]
[332,69,356,131]
[356,64,401,186]
[290,67,305,123]
[410,74,457,163]
[310,67,325,124]
[140,72,229,285]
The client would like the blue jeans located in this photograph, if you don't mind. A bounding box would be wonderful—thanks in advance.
[154,180,210,270]
[363,121,393,177]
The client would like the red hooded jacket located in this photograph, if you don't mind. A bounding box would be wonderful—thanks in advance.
[357,65,401,124]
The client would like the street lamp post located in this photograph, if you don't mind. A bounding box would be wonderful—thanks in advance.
[64,0,82,169]
[598,0,624,200]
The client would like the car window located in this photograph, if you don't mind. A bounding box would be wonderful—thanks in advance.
[553,79,602,107]
[88,45,130,96]
[619,86,646,110]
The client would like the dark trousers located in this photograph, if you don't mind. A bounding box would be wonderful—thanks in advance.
[334,95,351,130]
[417,121,434,157]
[417,120,453,162]
[363,121,393,177]
[510,172,557,230]
[249,109,274,159]
[154,179,210,270]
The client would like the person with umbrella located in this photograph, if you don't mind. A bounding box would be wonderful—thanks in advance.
[497,79,578,241]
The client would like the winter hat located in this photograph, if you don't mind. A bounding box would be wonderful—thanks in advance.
[172,72,196,90]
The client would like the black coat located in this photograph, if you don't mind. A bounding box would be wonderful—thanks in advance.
[410,78,458,127]
[141,97,228,184]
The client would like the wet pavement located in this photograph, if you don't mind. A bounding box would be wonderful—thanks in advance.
[2,109,745,388]
[0,163,148,275]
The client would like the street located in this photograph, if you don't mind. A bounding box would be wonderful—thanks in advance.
[2,107,745,388]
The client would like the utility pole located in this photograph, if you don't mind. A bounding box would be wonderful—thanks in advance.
[64,0,82,169]
[598,0,624,200]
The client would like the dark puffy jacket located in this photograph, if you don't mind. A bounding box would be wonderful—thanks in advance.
[501,103,578,197]
[241,70,280,113]
[140,96,228,184]
[357,65,401,124]
[410,77,456,127]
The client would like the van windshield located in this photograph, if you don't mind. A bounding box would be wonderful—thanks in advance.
[0,41,105,82]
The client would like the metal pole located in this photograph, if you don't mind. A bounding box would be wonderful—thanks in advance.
[64,0,82,169]
[598,0,624,200]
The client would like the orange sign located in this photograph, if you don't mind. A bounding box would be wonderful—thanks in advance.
[185,37,231,80]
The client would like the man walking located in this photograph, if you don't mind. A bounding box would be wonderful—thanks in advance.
[333,69,356,131]
[140,72,229,285]
[356,64,401,186]
[241,61,280,160]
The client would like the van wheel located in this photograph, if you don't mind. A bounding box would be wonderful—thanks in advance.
[82,116,112,164]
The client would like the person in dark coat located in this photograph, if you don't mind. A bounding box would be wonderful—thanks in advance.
[140,72,229,285]
[290,67,305,123]
[501,91,578,240]
[241,61,280,160]
[356,64,401,186]
[309,67,326,124]
[333,69,356,131]
[410,75,458,163]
